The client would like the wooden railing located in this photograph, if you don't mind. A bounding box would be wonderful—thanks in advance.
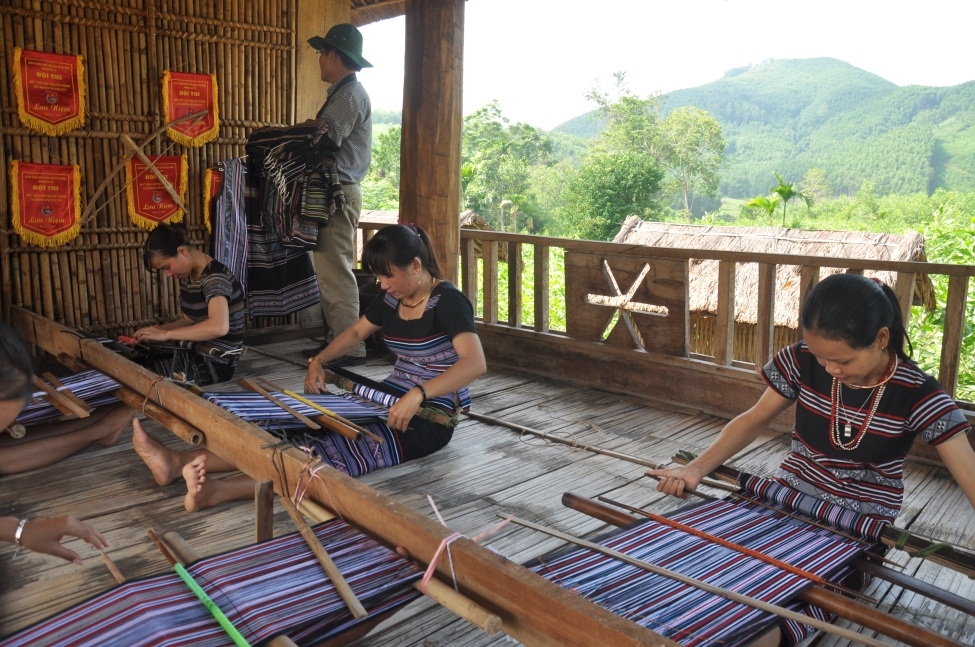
[453,229,975,404]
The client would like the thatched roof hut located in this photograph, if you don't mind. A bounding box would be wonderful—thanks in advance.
[613,217,936,329]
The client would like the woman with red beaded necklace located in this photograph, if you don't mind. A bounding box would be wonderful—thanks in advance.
[649,273,975,647]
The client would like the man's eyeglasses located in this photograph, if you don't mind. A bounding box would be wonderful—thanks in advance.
[316,50,323,59]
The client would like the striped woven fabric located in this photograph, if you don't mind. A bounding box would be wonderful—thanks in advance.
[199,391,385,429]
[14,369,120,426]
[529,497,865,647]
[739,473,890,541]
[200,390,403,478]
[0,519,421,647]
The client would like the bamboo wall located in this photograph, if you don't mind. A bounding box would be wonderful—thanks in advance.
[0,0,296,335]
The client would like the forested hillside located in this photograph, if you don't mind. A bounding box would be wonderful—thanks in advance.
[555,58,975,198]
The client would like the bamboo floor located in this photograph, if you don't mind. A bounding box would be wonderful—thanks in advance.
[1,337,973,646]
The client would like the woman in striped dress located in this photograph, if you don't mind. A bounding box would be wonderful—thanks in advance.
[135,224,485,512]
[134,222,245,387]
[649,272,975,646]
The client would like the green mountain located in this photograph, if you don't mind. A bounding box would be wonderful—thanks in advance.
[553,58,975,199]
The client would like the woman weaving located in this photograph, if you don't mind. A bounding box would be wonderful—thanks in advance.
[649,273,975,647]
[134,224,486,511]
[133,222,244,387]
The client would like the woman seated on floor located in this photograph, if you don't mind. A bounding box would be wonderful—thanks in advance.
[0,322,130,562]
[133,222,245,387]
[649,273,975,647]
[133,224,486,511]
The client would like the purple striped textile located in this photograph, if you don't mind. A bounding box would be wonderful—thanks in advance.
[739,473,890,541]
[305,421,403,478]
[0,520,421,647]
[529,497,865,647]
[14,369,120,426]
[199,390,386,429]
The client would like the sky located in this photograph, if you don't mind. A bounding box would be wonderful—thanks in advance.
[356,0,975,130]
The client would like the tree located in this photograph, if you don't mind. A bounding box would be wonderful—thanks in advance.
[362,125,402,209]
[560,73,665,240]
[743,195,780,225]
[461,102,553,232]
[770,171,812,226]
[801,167,832,204]
[659,107,725,221]
[564,149,663,241]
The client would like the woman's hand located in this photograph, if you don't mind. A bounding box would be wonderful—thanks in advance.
[18,516,109,564]
[387,387,424,432]
[304,359,328,395]
[645,465,703,498]
[133,326,168,342]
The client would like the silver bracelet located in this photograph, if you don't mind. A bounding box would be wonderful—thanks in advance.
[14,518,28,546]
[13,518,28,557]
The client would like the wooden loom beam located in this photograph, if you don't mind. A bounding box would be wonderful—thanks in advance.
[11,308,676,647]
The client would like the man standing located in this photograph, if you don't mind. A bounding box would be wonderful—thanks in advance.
[303,23,372,364]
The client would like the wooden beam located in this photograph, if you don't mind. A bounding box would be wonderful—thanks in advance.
[399,0,464,282]
[13,308,678,647]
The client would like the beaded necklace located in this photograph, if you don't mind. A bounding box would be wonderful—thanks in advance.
[829,351,897,451]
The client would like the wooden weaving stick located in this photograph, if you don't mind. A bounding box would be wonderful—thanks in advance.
[41,372,94,415]
[254,377,383,443]
[238,378,320,430]
[506,514,889,647]
[258,377,386,443]
[99,547,126,584]
[279,495,368,619]
[31,375,91,418]
[296,498,502,635]
[561,493,967,647]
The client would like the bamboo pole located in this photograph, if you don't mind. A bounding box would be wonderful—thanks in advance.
[279,495,368,619]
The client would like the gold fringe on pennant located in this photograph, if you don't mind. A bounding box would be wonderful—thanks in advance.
[162,71,220,148]
[9,161,83,248]
[13,48,86,136]
[125,155,187,231]
[203,167,216,233]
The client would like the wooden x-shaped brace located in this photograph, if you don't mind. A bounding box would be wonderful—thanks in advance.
[80,109,207,225]
[584,259,669,350]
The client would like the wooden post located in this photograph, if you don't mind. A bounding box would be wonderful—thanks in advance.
[400,0,465,283]
[255,481,275,543]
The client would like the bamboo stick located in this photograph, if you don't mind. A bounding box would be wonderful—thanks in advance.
[279,495,368,619]
[238,378,320,430]
[296,499,503,635]
[32,374,91,418]
[254,376,381,443]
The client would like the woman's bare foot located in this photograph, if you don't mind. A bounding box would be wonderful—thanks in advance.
[132,418,182,485]
[96,404,136,446]
[182,456,253,512]
[183,455,212,512]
